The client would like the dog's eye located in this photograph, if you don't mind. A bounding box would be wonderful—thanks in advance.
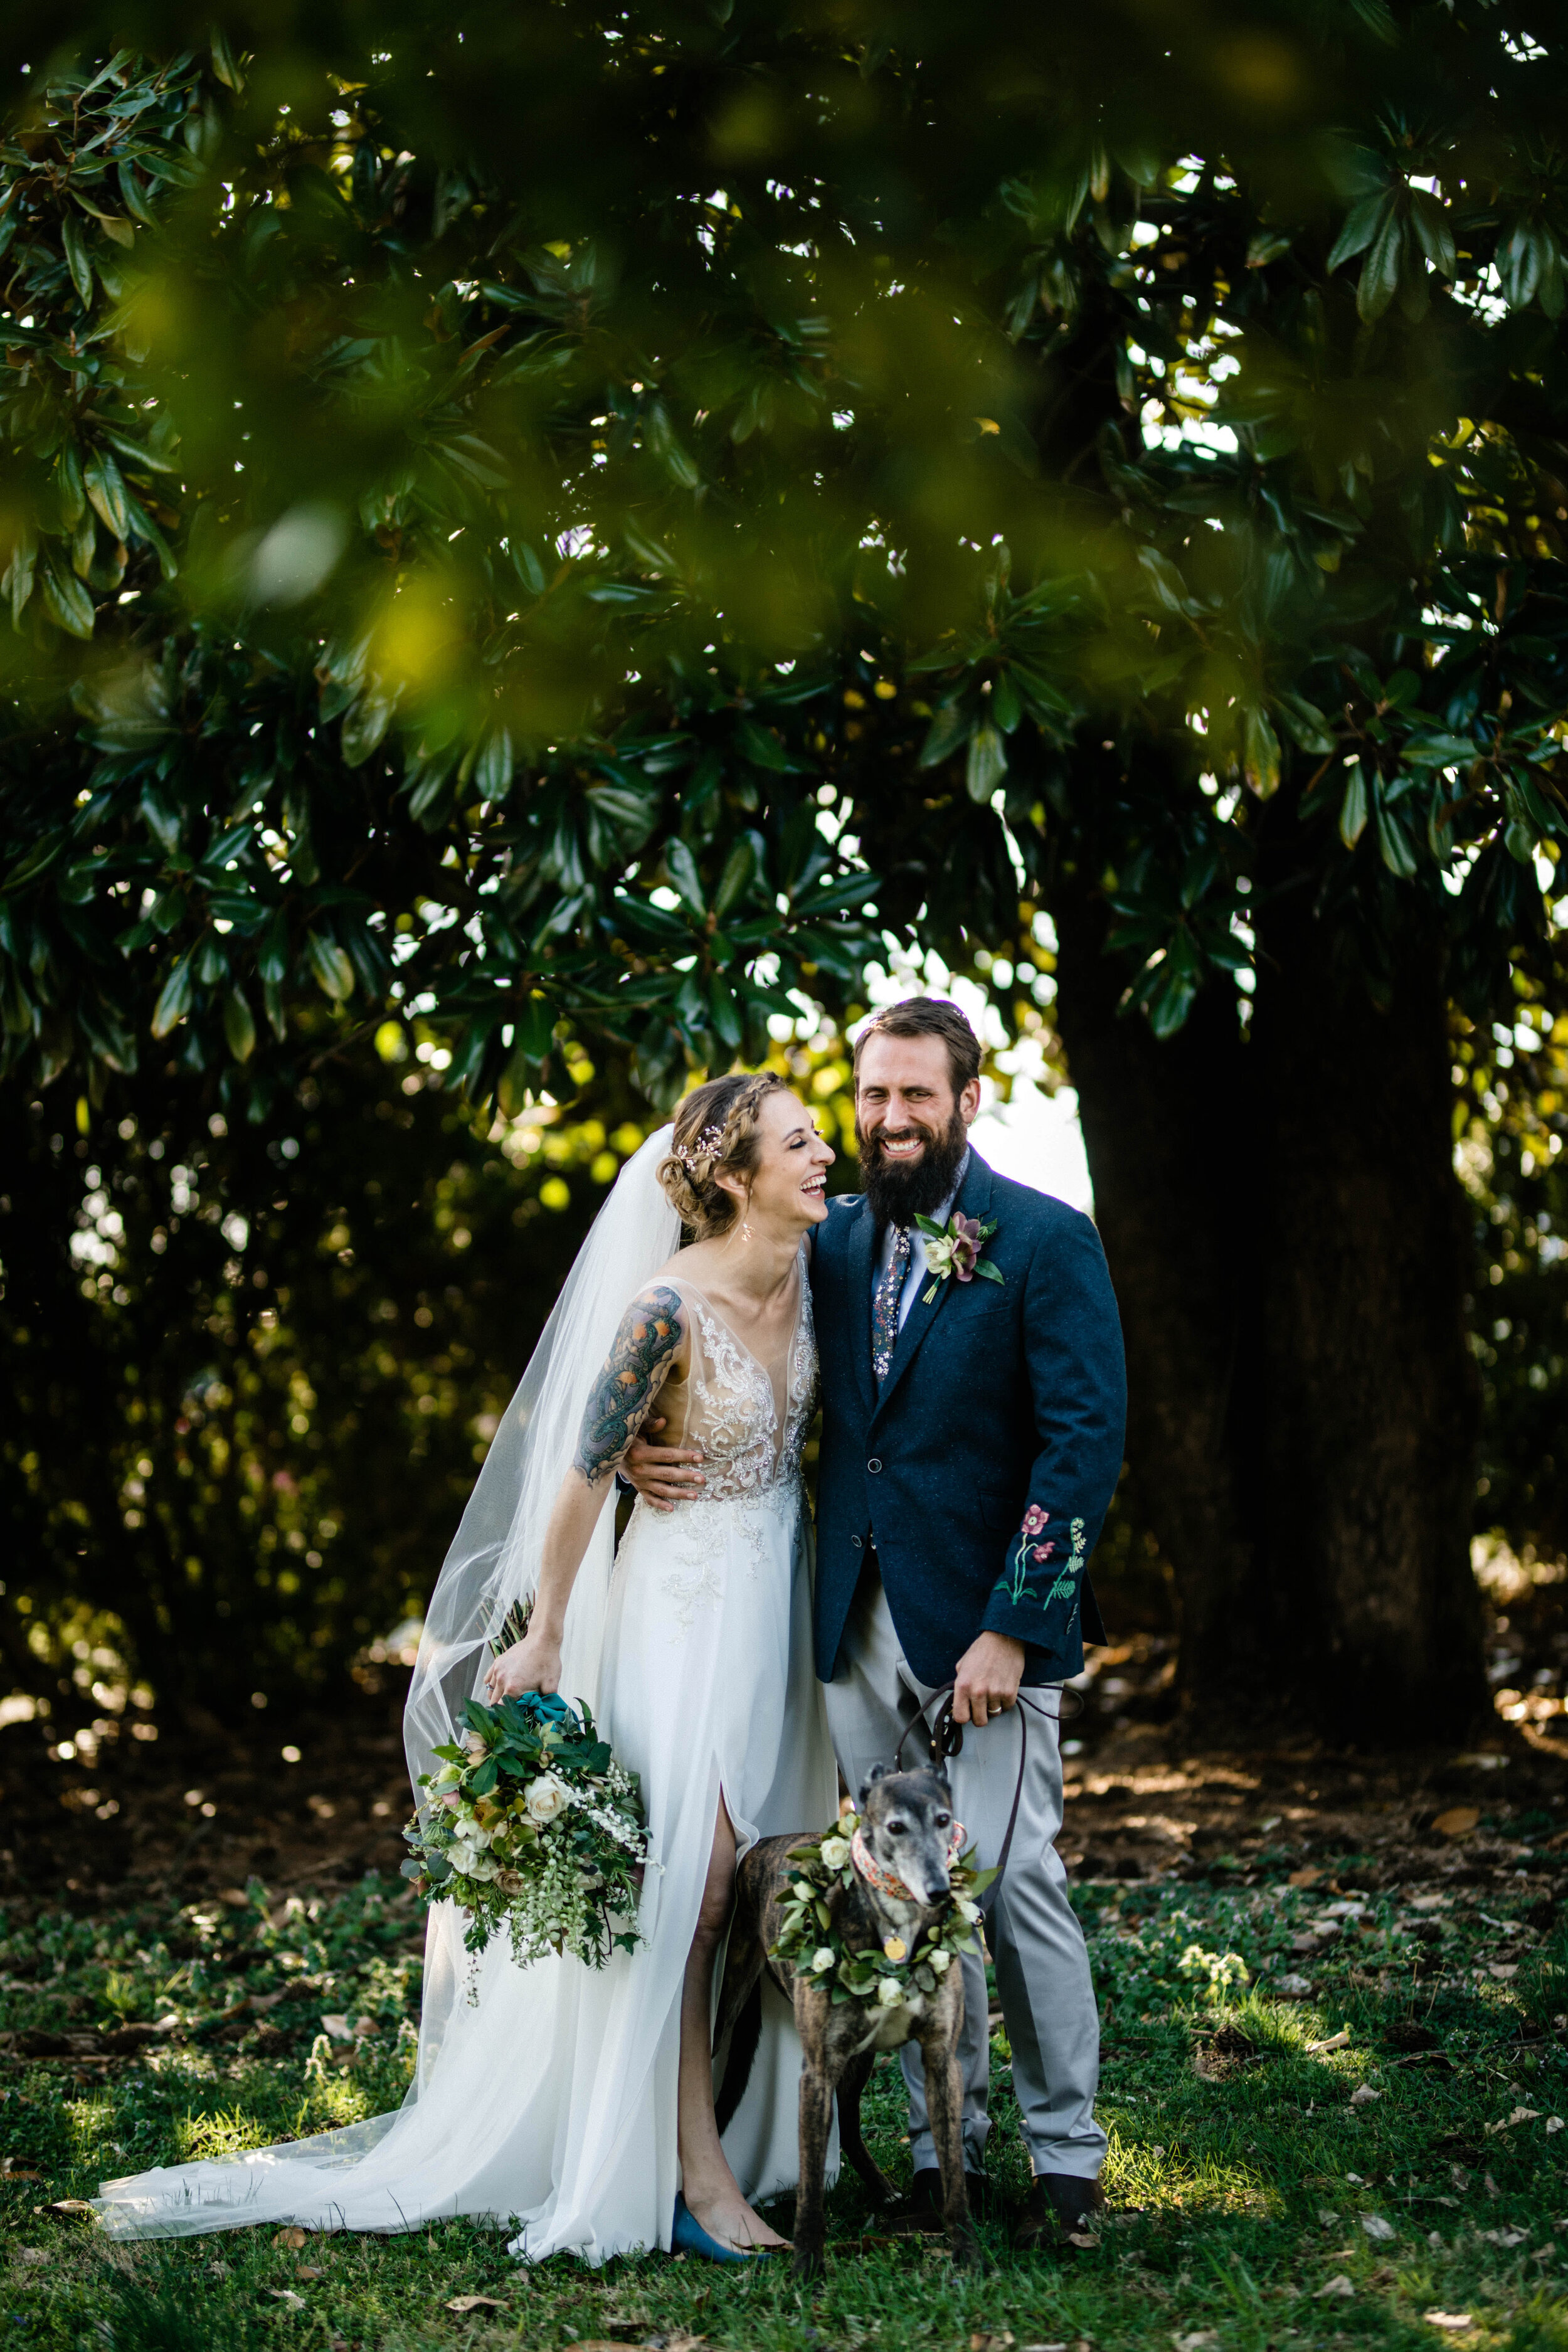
[935,1813,951,1828]
[887,1820,906,1836]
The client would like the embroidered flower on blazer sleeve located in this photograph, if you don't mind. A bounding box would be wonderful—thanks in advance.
[1004,1507,1052,1606]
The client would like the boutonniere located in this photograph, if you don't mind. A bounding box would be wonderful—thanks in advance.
[913,1210,1002,1305]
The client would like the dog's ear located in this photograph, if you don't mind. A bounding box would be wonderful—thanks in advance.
[858,1762,893,1804]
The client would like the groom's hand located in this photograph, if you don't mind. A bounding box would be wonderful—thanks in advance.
[622,1416,706,1511]
[951,1631,1026,1725]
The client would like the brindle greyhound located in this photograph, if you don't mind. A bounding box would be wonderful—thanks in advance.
[714,1763,982,2280]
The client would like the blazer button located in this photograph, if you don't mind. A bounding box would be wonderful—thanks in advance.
[867,1458,882,1475]
[851,1535,862,1549]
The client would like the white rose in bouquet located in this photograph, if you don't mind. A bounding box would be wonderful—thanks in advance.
[524,1773,571,1824]
[812,1947,835,1973]
[876,1978,904,2008]
[928,1947,953,1974]
[818,1835,851,1870]
[450,1841,497,1880]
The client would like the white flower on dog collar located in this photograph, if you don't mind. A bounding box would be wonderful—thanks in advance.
[876,1978,904,2006]
[812,1947,835,1973]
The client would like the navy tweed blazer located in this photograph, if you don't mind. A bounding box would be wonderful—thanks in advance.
[810,1148,1126,1688]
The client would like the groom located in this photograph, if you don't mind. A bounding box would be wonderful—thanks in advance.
[631,997,1126,2249]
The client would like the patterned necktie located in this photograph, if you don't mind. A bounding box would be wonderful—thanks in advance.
[872,1225,912,1386]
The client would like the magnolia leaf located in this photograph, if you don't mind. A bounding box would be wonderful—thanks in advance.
[307,933,356,1002]
[1327,189,1390,273]
[1408,187,1456,278]
[1241,707,1280,800]
[664,837,706,918]
[223,988,257,1063]
[918,701,972,770]
[713,836,755,918]
[1357,204,1406,323]
[1374,800,1417,879]
[60,214,94,307]
[965,723,1007,803]
[150,957,193,1037]
[1340,762,1369,848]
[83,449,132,541]
[341,696,395,768]
[41,554,97,640]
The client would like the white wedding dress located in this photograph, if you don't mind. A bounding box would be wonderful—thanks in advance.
[95,1138,839,2262]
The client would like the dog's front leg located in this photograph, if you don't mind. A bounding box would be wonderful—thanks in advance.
[835,2044,896,2206]
[793,2056,834,2284]
[919,2010,982,2270]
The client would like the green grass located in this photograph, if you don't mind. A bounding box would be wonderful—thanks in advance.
[2,1869,1566,2352]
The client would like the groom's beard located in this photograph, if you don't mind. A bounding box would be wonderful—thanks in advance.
[857,1106,970,1227]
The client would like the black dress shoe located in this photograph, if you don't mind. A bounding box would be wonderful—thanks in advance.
[893,2165,991,2229]
[1012,2171,1105,2254]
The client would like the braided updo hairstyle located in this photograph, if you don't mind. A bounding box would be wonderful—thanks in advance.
[657,1072,787,1239]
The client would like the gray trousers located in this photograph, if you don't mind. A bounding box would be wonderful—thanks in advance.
[823,1567,1106,2181]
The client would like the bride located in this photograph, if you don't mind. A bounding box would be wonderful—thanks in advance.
[94,1072,842,2263]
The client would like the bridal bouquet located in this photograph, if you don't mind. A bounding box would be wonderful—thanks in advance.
[401,1690,650,1968]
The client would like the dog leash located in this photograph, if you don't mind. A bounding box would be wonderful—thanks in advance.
[892,1680,1083,1912]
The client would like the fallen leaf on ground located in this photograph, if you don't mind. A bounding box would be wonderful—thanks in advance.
[1315,2275,1355,2297]
[1480,2228,1528,2247]
[1486,2107,1540,2134]
[319,2014,354,2042]
[1489,1963,1519,1981]
[1066,2230,1099,2249]
[268,2290,307,2309]
[1369,2265,1396,2287]
[970,2335,1015,2351]
[1308,2030,1351,2053]
[297,2266,323,2280]
[1432,1807,1480,1838]
[1422,2316,1475,2334]
[1274,1973,1315,1998]
[1548,2117,1565,2134]
[16,2250,48,2267]
[275,2227,309,2250]
[445,2297,504,2314]
[1361,2215,1396,2241]
[48,2200,95,2218]
[1172,2333,1218,2351]
[218,1888,252,1908]
[1350,2085,1383,2106]
[1288,1867,1323,1888]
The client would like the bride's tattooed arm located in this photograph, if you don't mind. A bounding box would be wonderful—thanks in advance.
[573,1286,686,1486]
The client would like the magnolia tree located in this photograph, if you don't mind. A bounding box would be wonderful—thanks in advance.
[2,0,1566,1734]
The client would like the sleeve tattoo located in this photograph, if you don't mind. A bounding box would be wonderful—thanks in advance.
[572,1285,685,1486]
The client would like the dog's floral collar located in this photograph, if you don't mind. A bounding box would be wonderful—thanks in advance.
[914,1210,1002,1306]
[771,1810,994,2011]
[849,1821,965,1904]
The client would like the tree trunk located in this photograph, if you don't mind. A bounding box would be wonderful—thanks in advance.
[1051,827,1487,1744]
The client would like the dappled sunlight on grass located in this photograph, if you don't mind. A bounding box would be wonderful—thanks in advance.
[0,1869,1563,2349]
[175,2105,283,2161]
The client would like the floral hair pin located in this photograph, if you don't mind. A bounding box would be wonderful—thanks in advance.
[674,1121,726,1172]
[914,1209,1002,1304]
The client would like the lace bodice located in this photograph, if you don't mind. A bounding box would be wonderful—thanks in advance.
[651,1254,817,1502]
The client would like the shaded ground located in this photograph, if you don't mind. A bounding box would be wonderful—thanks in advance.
[4,1567,1564,1917]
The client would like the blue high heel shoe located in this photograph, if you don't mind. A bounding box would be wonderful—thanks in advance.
[670,2193,777,2264]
